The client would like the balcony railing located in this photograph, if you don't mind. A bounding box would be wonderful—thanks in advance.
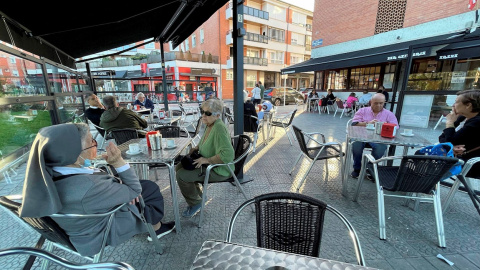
[226,3,269,20]
[245,32,268,44]
[306,24,312,31]
[244,56,268,66]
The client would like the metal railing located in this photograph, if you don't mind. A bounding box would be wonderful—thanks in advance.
[226,3,269,20]
[245,32,268,44]
[244,56,268,66]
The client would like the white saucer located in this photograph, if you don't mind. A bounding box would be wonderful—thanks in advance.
[164,145,177,149]
[400,133,414,137]
[126,150,142,155]
[366,127,375,130]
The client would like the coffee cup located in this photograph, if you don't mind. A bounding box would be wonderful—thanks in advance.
[167,139,175,148]
[404,129,413,135]
[366,123,374,129]
[129,143,140,153]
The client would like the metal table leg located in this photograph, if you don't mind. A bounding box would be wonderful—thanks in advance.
[167,162,182,232]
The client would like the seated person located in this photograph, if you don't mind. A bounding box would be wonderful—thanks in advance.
[358,90,372,106]
[133,92,155,112]
[19,123,174,257]
[346,92,359,112]
[84,94,106,136]
[320,89,336,112]
[100,95,148,134]
[350,93,398,178]
[377,86,389,108]
[257,100,273,123]
[308,89,320,111]
[176,99,235,218]
[439,90,480,178]
[244,100,258,133]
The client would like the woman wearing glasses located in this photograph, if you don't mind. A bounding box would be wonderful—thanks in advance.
[176,98,235,218]
[19,123,174,257]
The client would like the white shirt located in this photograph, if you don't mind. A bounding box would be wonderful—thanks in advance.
[251,87,261,99]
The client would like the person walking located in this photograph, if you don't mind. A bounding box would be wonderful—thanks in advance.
[251,83,262,106]
[258,81,265,102]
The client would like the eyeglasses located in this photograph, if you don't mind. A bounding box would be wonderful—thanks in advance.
[82,138,97,151]
[200,109,213,116]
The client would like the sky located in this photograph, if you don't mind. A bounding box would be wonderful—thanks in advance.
[281,0,314,11]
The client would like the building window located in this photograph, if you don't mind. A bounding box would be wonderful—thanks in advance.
[200,29,204,43]
[9,57,16,63]
[226,70,233,80]
[375,0,407,34]
[269,51,284,64]
[192,34,197,48]
[291,33,304,46]
[144,41,155,49]
[350,66,381,89]
[326,69,348,90]
[266,4,286,21]
[269,28,285,42]
[292,11,306,26]
[315,71,323,90]
[246,49,260,58]
[246,70,257,87]
[12,70,19,76]
[185,39,189,51]
[290,54,302,65]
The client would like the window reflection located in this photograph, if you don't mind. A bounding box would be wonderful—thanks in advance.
[0,51,47,97]
[46,63,83,93]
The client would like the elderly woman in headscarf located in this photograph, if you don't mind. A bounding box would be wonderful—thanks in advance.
[19,123,174,257]
[176,98,234,218]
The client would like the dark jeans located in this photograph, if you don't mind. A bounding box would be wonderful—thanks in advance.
[140,180,164,224]
[352,142,387,171]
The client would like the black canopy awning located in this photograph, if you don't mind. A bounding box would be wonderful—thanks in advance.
[0,1,228,69]
[436,39,480,60]
[282,32,464,74]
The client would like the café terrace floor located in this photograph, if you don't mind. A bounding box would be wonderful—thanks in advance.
[0,104,479,270]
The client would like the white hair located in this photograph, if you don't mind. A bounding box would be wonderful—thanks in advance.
[201,99,224,116]
[136,92,145,100]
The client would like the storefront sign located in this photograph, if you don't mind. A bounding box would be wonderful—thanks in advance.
[191,68,215,75]
[439,54,458,60]
[91,70,116,76]
[451,71,466,84]
[386,50,427,61]
[312,39,323,47]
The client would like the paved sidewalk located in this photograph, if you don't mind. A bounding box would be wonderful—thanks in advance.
[0,104,479,269]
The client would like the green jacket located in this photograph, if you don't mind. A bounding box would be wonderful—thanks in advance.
[199,119,235,177]
[100,107,148,133]
[259,84,265,99]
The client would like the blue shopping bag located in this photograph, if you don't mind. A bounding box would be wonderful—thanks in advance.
[416,142,462,177]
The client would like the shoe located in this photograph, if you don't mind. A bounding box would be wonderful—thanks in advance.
[147,221,175,241]
[366,169,374,182]
[182,203,202,218]
[351,170,360,178]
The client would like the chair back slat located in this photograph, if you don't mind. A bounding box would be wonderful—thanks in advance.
[254,192,326,257]
[0,197,77,252]
[286,110,297,126]
[109,129,138,145]
[231,135,251,176]
[154,126,180,138]
[391,155,458,193]
[292,125,310,157]
[336,100,344,109]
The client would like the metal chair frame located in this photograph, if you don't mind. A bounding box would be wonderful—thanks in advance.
[270,109,297,145]
[197,135,253,228]
[0,247,135,270]
[354,154,459,247]
[289,125,344,191]
[226,192,366,266]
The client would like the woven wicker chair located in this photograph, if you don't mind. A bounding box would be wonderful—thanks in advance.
[226,192,365,266]
[353,154,459,247]
[154,125,180,138]
[289,125,344,191]
[0,194,163,269]
[0,247,135,270]
[108,128,139,145]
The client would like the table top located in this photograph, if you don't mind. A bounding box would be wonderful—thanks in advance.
[191,240,377,270]
[118,137,192,163]
[134,109,151,114]
[146,116,182,125]
[347,125,431,147]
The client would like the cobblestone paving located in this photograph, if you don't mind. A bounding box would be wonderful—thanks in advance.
[1,104,479,269]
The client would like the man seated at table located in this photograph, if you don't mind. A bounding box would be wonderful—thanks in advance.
[350,93,398,178]
[133,92,155,113]
[84,94,106,136]
[358,90,372,106]
[100,95,148,135]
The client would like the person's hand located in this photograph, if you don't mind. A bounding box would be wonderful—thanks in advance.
[193,157,209,168]
[453,145,466,157]
[446,110,459,127]
[102,142,126,168]
[368,119,379,124]
[129,196,140,205]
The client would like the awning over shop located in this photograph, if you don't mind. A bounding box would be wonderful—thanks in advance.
[0,1,229,68]
[436,39,480,60]
[282,32,463,74]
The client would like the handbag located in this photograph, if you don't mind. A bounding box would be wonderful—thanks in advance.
[180,150,203,170]
[416,142,462,177]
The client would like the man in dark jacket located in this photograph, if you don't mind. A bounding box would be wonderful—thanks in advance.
[100,95,148,134]
[84,94,106,136]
